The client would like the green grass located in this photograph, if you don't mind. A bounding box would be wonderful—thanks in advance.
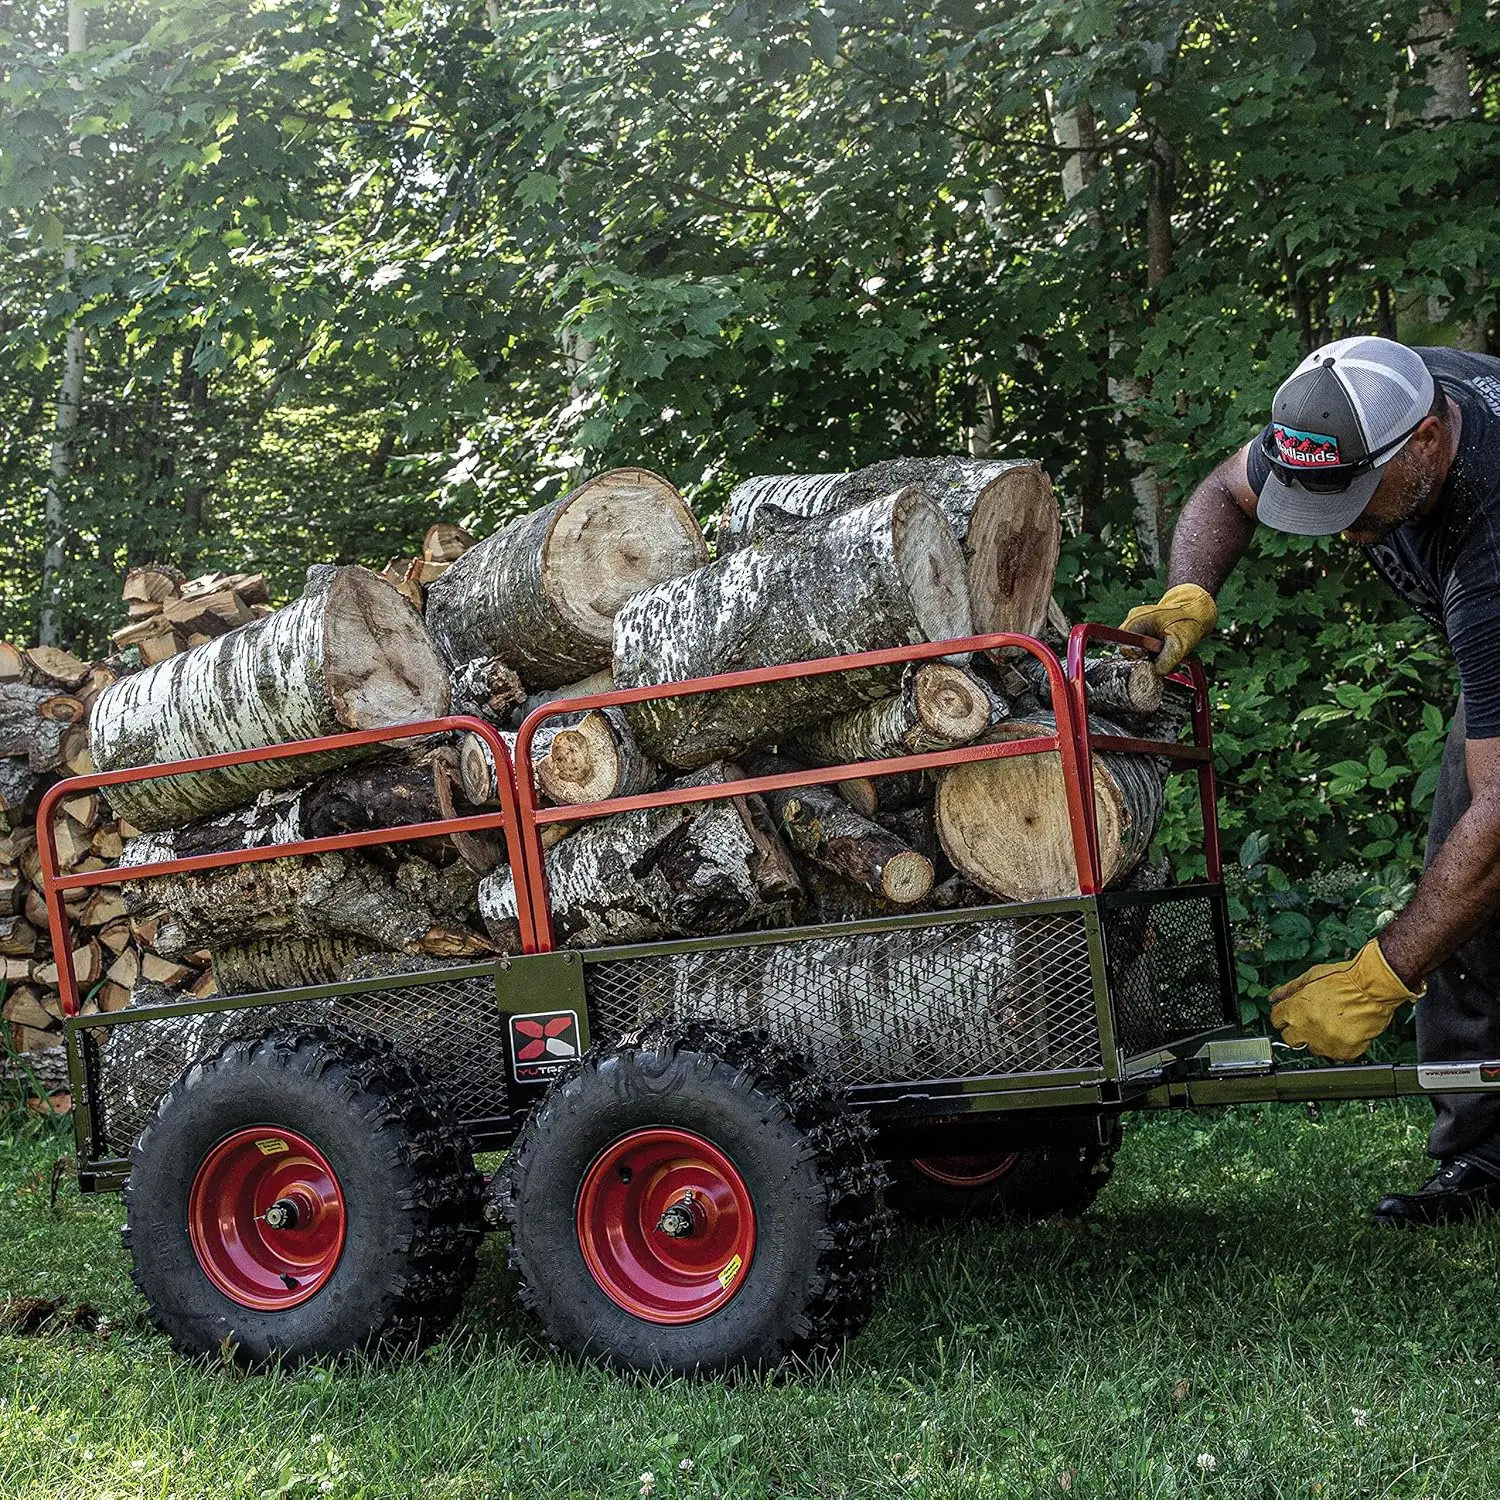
[3,1101,1499,1498]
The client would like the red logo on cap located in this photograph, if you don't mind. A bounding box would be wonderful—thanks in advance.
[1273,424,1342,467]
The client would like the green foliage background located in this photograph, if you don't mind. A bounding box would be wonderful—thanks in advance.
[3,0,1498,1005]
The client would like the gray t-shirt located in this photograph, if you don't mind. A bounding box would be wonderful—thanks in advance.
[1247,346,1500,737]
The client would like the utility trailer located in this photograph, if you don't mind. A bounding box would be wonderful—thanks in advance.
[34,624,1496,1375]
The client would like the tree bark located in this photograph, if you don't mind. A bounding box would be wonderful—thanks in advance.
[614,488,971,768]
[934,713,1163,899]
[478,763,797,950]
[449,656,525,724]
[1012,652,1163,727]
[90,565,449,831]
[425,468,708,687]
[213,935,370,995]
[609,916,1093,1080]
[788,662,997,765]
[743,752,934,904]
[718,458,1059,641]
[0,684,83,772]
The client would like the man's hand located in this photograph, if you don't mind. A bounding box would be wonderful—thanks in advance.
[1118,584,1218,675]
[1269,939,1424,1062]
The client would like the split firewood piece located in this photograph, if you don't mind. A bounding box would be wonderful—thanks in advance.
[427,468,708,688]
[96,980,131,1012]
[52,817,92,870]
[718,457,1060,642]
[449,657,526,724]
[0,916,37,956]
[934,713,1164,900]
[61,725,93,776]
[122,565,185,605]
[743,752,934,905]
[379,560,425,611]
[33,940,104,990]
[424,523,474,564]
[187,967,218,1000]
[0,867,22,915]
[477,763,797,951]
[789,662,997,769]
[0,642,23,681]
[60,792,101,829]
[106,947,141,991]
[95,918,132,955]
[139,952,197,988]
[90,826,124,860]
[0,684,83,772]
[1012,652,1163,727]
[2,987,53,1030]
[22,646,92,690]
[90,565,450,831]
[614,488,972,769]
[23,889,48,929]
[162,589,255,636]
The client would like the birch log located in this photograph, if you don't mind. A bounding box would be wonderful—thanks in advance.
[934,714,1164,899]
[718,457,1060,640]
[478,764,797,950]
[89,566,448,831]
[613,488,972,768]
[425,469,708,687]
[1013,652,1163,726]
[743,752,933,904]
[606,916,1093,1081]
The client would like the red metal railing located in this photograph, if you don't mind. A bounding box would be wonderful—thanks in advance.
[1064,623,1221,885]
[35,716,526,1018]
[512,629,1220,953]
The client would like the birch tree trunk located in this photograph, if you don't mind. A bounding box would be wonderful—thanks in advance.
[425,469,707,687]
[478,764,797,950]
[89,566,448,831]
[614,488,972,768]
[718,458,1059,641]
[934,713,1163,899]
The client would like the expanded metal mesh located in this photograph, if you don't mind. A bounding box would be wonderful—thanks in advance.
[1102,891,1232,1059]
[583,910,1101,1086]
[81,969,509,1159]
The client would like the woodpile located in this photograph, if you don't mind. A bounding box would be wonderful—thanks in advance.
[6,456,1191,1115]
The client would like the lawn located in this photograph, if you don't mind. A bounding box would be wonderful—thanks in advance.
[2,1099,1498,1499]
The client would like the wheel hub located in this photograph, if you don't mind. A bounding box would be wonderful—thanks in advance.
[577,1128,755,1324]
[188,1127,347,1311]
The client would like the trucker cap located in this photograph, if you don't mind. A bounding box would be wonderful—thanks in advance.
[1256,337,1436,535]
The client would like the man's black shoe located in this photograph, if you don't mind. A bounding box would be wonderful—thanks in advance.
[1373,1156,1500,1227]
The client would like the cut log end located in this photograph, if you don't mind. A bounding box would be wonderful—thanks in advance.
[880,849,936,904]
[323,566,450,728]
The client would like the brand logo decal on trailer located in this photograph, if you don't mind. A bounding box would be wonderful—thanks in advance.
[510,1010,581,1083]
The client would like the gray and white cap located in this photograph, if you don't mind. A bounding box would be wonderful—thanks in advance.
[1257,336,1436,535]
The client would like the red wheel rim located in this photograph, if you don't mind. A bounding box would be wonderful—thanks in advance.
[188,1127,347,1311]
[576,1127,756,1325]
[910,1151,1022,1189]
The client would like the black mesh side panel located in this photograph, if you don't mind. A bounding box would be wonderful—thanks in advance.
[1101,890,1234,1059]
[582,911,1100,1086]
[81,972,508,1159]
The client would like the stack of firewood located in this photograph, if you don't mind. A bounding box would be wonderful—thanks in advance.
[109,568,273,664]
[6,456,1189,1110]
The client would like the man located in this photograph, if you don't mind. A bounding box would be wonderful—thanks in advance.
[1121,336,1500,1226]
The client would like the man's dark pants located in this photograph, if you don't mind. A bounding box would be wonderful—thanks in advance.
[1419,697,1500,1170]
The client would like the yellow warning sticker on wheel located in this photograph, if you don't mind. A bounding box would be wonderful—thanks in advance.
[718,1254,743,1290]
[255,1138,290,1156]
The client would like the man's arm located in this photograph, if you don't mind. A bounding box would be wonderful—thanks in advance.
[1165,443,1260,595]
[1378,737,1500,987]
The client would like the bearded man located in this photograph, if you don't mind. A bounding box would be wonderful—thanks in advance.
[1121,336,1500,1225]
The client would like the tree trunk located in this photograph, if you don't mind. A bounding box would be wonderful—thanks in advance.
[788,661,997,765]
[609,916,1092,1080]
[425,468,708,688]
[477,763,797,950]
[718,458,1059,641]
[121,846,490,962]
[90,565,448,831]
[743,752,935,904]
[934,713,1163,899]
[1012,653,1163,727]
[614,488,971,768]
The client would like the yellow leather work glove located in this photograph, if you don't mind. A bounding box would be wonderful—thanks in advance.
[1269,939,1425,1063]
[1118,584,1218,675]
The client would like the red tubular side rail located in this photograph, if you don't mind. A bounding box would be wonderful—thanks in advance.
[513,631,1100,953]
[1064,622,1222,885]
[35,716,527,1019]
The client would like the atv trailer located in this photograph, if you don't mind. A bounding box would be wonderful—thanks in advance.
[33,624,1493,1375]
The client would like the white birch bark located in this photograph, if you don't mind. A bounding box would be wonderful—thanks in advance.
[89,566,448,831]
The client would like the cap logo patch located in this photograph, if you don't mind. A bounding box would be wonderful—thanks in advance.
[1273,424,1342,467]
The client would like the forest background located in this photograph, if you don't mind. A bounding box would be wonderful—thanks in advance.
[2,0,1497,1008]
